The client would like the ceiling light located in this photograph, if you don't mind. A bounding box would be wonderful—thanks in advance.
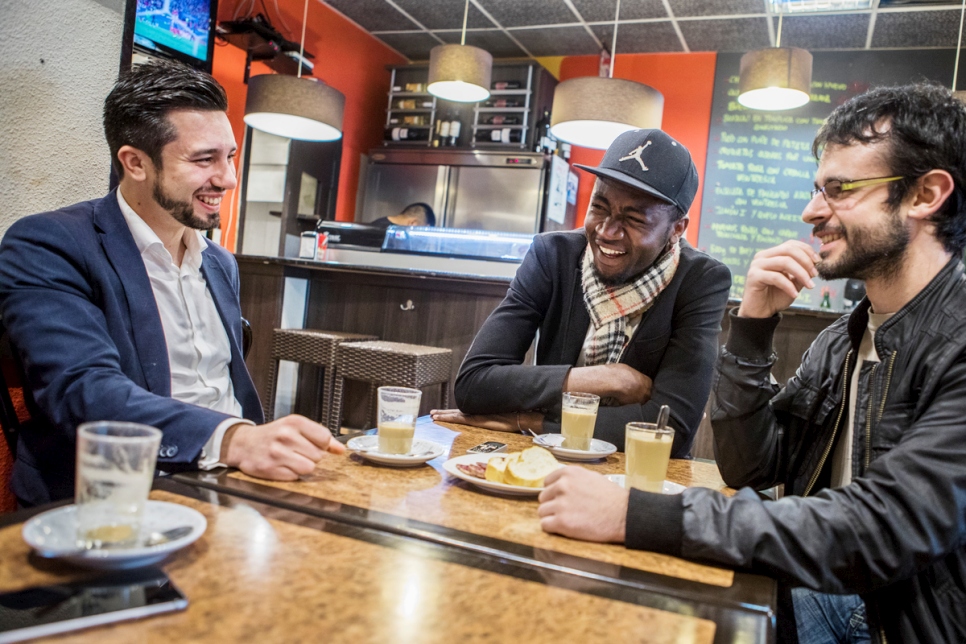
[738,8,813,111]
[243,0,345,141]
[550,77,663,150]
[427,0,492,103]
[549,0,664,149]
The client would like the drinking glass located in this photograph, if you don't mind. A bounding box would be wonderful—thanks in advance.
[377,387,422,454]
[75,421,162,548]
[560,392,600,451]
[625,422,674,493]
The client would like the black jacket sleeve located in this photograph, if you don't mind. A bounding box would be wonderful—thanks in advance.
[455,235,572,415]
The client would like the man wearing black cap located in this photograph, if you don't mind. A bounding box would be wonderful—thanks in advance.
[431,130,730,457]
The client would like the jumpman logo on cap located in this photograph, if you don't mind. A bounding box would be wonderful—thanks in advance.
[619,140,652,172]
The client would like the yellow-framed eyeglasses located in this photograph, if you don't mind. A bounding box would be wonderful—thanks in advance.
[810,175,904,202]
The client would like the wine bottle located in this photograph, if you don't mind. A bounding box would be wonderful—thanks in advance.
[492,80,521,90]
[484,98,522,108]
[484,115,520,125]
[536,109,556,153]
[490,128,522,144]
[385,127,429,142]
[448,116,462,146]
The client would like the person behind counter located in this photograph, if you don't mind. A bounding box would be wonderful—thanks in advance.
[369,202,436,228]
[431,129,731,458]
[537,84,966,643]
[0,59,344,508]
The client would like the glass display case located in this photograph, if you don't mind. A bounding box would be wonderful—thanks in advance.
[381,226,533,263]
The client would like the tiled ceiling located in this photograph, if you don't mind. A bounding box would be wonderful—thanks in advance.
[321,0,962,60]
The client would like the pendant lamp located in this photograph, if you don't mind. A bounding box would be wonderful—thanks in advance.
[243,0,345,141]
[427,0,492,103]
[737,7,812,111]
[549,0,664,150]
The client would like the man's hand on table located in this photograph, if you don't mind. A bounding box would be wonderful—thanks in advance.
[538,466,628,543]
[221,414,346,481]
[564,364,652,405]
[429,409,545,434]
[738,240,820,318]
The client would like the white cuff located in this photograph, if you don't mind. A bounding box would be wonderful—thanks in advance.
[198,418,255,470]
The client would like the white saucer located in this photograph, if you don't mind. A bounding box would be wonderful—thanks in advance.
[22,500,207,569]
[347,436,446,467]
[442,453,563,497]
[533,434,617,461]
[606,474,686,495]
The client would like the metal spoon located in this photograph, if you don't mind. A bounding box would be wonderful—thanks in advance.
[354,445,436,458]
[656,404,671,429]
[69,525,192,554]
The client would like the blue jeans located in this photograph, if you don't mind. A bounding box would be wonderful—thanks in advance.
[793,588,871,644]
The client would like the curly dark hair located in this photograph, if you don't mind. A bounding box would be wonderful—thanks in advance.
[812,83,966,255]
[103,59,228,178]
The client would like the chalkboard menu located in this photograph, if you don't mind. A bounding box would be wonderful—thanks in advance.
[697,50,956,311]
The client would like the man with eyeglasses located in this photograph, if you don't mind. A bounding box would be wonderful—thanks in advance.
[431,129,731,458]
[537,84,966,643]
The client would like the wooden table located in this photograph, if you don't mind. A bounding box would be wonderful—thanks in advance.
[170,418,777,643]
[0,480,719,643]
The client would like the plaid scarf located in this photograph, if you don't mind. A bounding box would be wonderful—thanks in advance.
[580,241,681,366]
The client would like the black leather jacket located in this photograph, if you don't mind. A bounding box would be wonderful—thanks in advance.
[709,258,966,643]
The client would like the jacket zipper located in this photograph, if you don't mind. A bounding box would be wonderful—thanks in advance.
[865,351,897,472]
[803,350,852,497]
[861,352,898,644]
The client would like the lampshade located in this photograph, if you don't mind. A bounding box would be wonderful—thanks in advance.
[427,44,492,103]
[244,74,345,141]
[549,77,664,150]
[737,47,813,111]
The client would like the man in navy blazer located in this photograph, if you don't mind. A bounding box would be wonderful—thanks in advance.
[0,60,344,507]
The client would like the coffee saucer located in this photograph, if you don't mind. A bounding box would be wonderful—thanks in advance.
[533,434,617,461]
[346,435,446,467]
[22,501,206,569]
[606,474,686,495]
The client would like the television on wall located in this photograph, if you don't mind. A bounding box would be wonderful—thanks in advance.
[121,0,218,72]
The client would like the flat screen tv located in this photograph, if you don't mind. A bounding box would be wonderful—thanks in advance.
[122,0,218,72]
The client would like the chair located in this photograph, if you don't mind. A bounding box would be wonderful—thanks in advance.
[0,318,28,512]
[241,317,253,360]
[332,341,452,432]
[264,329,378,428]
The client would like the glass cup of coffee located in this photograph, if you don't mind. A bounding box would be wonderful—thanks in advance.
[75,421,162,548]
[377,386,422,454]
[561,392,600,451]
[624,422,675,493]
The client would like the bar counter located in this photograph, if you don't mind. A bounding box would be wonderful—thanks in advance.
[237,253,841,456]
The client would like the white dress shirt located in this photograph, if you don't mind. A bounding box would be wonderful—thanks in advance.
[117,190,252,468]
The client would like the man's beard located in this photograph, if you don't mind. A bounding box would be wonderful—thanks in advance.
[815,207,909,282]
[153,180,221,231]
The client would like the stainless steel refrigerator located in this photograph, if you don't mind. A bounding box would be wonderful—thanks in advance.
[358,149,576,234]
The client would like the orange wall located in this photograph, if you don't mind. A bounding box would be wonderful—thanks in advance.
[560,53,716,246]
[213,0,406,250]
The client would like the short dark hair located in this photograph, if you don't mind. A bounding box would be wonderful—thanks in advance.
[103,59,228,178]
[812,83,966,255]
[400,202,436,226]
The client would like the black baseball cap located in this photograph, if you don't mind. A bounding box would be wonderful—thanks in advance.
[574,129,699,214]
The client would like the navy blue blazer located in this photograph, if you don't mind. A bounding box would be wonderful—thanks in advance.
[0,191,264,506]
